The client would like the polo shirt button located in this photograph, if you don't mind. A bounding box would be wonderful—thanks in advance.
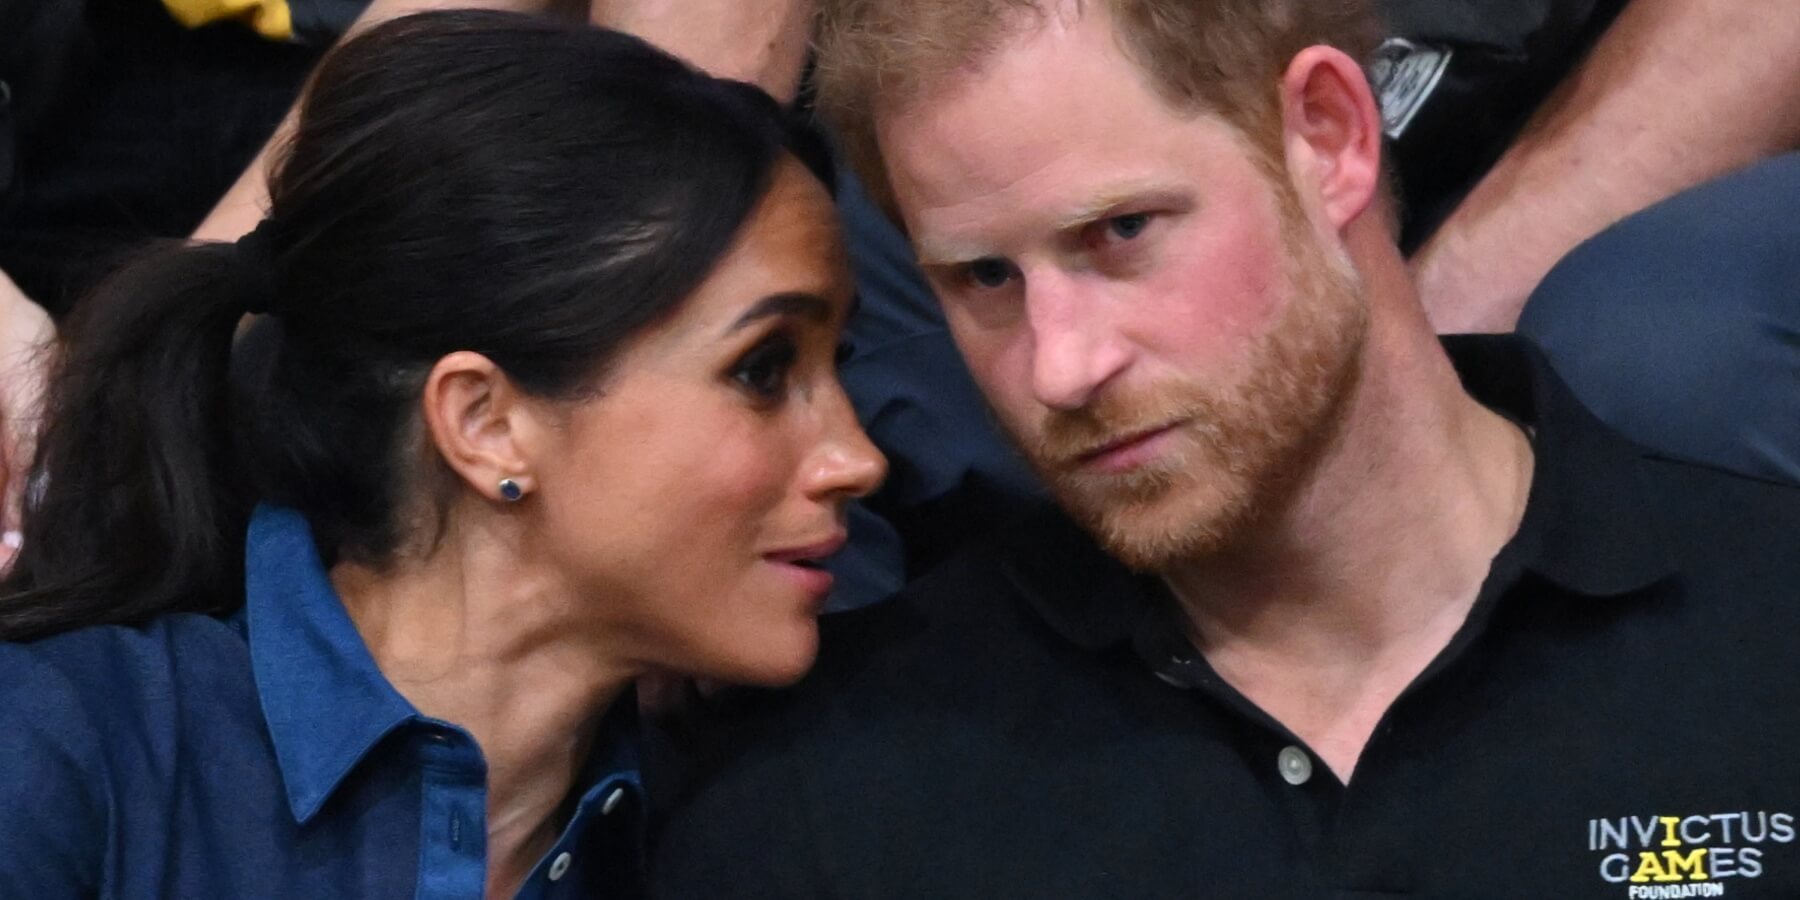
[547,851,573,882]
[601,786,627,815]
[1277,746,1313,785]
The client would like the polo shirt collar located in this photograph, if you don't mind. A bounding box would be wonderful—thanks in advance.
[1001,503,1158,652]
[1007,334,1680,651]
[1443,334,1679,596]
[242,505,420,825]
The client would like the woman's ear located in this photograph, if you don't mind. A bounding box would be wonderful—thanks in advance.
[420,351,541,503]
[1279,44,1385,231]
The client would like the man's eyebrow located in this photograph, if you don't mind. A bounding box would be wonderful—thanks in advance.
[725,291,836,334]
[1049,187,1190,233]
[913,240,993,270]
[913,185,1191,267]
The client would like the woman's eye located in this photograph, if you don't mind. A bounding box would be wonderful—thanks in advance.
[731,337,798,399]
[966,257,1017,289]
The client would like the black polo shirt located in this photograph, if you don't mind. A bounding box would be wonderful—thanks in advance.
[649,335,1800,900]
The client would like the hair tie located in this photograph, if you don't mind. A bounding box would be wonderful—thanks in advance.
[232,221,283,317]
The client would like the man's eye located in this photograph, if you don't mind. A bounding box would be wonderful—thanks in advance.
[966,258,1017,289]
[1108,213,1150,241]
[731,337,797,399]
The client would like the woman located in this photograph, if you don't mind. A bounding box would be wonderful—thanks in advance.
[0,10,884,898]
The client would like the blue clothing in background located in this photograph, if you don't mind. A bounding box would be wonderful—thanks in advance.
[1519,153,1800,485]
[0,506,644,899]
[826,167,1044,611]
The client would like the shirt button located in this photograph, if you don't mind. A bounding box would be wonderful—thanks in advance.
[601,786,627,816]
[547,851,572,882]
[1277,746,1313,786]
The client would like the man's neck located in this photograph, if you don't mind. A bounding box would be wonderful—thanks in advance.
[1162,313,1535,782]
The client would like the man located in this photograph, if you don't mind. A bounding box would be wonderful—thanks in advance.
[648,1,1800,896]
[823,0,1800,612]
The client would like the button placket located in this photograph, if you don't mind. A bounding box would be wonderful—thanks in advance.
[600,786,627,815]
[547,851,573,882]
[1152,645,1206,689]
[1277,745,1314,786]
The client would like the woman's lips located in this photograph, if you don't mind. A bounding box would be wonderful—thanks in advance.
[763,533,847,602]
[770,561,835,602]
[764,532,848,566]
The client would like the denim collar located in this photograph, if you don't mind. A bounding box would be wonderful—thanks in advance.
[241,505,421,824]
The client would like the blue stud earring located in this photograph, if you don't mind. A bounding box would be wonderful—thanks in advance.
[498,478,525,502]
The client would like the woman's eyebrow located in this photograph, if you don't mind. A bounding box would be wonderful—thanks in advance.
[726,291,835,334]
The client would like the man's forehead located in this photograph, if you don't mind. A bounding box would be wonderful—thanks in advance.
[872,13,1130,204]
[872,16,1230,264]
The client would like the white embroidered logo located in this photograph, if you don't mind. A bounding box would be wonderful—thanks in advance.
[1369,37,1452,140]
[1589,812,1795,897]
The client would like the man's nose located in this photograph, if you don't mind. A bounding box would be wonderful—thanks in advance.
[1025,274,1130,411]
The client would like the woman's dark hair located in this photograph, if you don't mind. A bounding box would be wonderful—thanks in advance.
[0,10,836,641]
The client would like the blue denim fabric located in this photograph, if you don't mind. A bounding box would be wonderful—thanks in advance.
[0,506,644,899]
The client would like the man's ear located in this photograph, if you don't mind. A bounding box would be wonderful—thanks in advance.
[420,351,541,504]
[1279,45,1384,231]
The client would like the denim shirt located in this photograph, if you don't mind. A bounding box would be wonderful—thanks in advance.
[0,506,645,899]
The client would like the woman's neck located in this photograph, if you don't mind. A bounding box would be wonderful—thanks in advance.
[331,515,633,897]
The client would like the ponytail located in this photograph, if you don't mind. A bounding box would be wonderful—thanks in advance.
[0,10,850,642]
[0,240,256,641]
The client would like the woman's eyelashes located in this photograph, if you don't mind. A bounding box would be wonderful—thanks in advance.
[730,332,800,401]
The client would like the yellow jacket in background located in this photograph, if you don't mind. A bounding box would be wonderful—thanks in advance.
[160,0,293,41]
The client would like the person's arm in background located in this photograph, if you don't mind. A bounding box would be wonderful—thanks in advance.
[195,0,813,242]
[194,0,587,243]
[589,0,813,104]
[1411,0,1800,333]
[0,0,815,564]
